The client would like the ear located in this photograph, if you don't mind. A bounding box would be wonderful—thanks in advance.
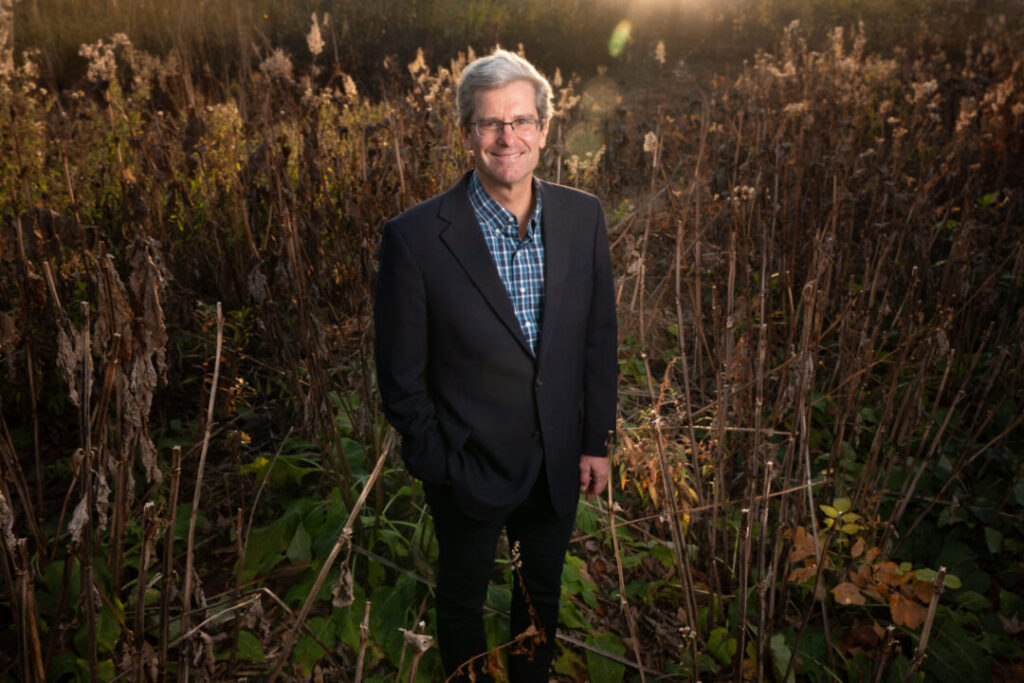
[461,125,473,149]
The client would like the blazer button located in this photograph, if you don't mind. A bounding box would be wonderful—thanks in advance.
[532,431,541,442]
[535,378,543,387]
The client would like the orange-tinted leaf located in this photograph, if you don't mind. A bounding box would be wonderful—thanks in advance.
[851,538,866,558]
[833,582,867,605]
[864,546,882,564]
[850,564,872,587]
[875,561,898,586]
[891,594,927,629]
[913,580,934,604]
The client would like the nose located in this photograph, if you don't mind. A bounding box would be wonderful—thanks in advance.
[495,122,516,142]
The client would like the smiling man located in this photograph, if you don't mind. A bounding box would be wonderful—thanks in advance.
[374,49,617,681]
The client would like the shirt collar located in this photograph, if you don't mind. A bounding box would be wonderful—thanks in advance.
[468,171,543,240]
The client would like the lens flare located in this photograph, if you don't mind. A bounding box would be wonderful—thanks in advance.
[608,19,632,58]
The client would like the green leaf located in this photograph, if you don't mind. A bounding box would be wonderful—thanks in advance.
[286,523,312,565]
[841,523,861,535]
[979,191,998,207]
[235,630,266,662]
[915,568,938,582]
[953,590,990,611]
[770,633,795,683]
[559,601,588,629]
[585,631,626,683]
[293,617,336,675]
[984,527,1003,554]
[707,626,738,666]
[943,574,962,590]
[819,504,839,518]
[833,498,852,513]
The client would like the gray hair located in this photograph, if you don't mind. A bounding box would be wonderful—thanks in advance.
[456,49,554,128]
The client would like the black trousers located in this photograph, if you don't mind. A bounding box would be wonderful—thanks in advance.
[424,468,576,682]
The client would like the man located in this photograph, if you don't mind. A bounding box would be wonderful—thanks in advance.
[374,49,617,680]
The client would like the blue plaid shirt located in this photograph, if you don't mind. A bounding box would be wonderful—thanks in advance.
[468,172,545,355]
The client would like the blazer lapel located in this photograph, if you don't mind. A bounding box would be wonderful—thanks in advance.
[438,176,533,355]
[537,182,571,368]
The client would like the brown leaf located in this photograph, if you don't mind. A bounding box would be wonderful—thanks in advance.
[788,564,818,584]
[840,623,879,654]
[850,563,872,588]
[833,582,867,605]
[851,538,866,558]
[912,579,934,604]
[789,525,817,563]
[890,594,927,629]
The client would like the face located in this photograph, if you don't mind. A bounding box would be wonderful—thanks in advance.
[462,79,549,196]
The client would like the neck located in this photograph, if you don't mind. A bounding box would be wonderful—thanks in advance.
[476,173,535,235]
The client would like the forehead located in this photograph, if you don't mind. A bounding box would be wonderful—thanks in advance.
[472,80,538,117]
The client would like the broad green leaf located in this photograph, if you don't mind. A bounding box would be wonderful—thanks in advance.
[585,631,626,683]
[915,568,938,582]
[286,523,312,565]
[819,504,839,518]
[707,626,738,665]
[292,616,336,675]
[943,574,962,590]
[953,590,990,611]
[833,498,852,513]
[984,527,1003,554]
[235,630,266,662]
[770,633,795,683]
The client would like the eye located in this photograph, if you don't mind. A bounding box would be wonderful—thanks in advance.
[514,118,533,128]
[480,120,503,131]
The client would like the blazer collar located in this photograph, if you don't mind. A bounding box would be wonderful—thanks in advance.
[437,172,573,366]
[438,173,533,355]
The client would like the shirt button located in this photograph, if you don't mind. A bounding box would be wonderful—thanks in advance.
[535,378,543,387]
[519,287,525,293]
[532,431,542,442]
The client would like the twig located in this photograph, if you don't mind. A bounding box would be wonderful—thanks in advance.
[606,461,646,680]
[354,600,371,683]
[159,445,182,680]
[179,301,225,682]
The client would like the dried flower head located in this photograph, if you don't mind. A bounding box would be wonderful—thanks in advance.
[307,13,324,58]
[259,49,293,80]
[655,40,666,66]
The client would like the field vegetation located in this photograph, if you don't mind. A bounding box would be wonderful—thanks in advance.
[1,0,1023,680]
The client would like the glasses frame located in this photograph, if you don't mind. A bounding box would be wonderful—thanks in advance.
[471,117,547,139]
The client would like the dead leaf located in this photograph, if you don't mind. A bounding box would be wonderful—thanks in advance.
[840,623,879,654]
[833,582,866,605]
[890,594,927,629]
[788,565,818,584]
[851,538,865,558]
[789,525,817,563]
[999,613,1024,634]
[912,579,934,604]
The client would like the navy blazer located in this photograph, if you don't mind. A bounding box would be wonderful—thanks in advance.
[374,172,617,520]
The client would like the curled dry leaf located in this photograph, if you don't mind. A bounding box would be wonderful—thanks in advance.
[0,490,19,550]
[399,627,434,653]
[330,566,354,608]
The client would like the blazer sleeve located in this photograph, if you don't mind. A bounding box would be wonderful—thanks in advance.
[581,202,618,457]
[373,221,449,485]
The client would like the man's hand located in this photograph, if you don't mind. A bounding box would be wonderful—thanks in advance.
[579,454,610,499]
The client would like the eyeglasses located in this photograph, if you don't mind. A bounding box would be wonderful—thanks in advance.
[471,118,546,139]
